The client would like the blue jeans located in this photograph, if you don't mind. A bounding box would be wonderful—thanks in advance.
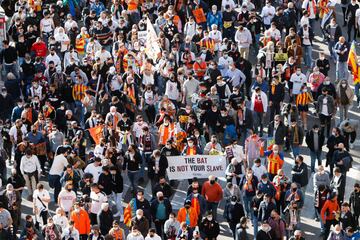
[140,152,151,178]
[75,101,85,128]
[355,83,360,104]
[310,150,322,172]
[243,195,254,219]
[328,40,336,60]
[4,63,18,78]
[206,201,219,220]
[292,145,300,159]
[48,174,61,202]
[336,61,349,81]
[303,45,313,68]
[110,192,123,216]
[127,170,139,191]
[253,216,259,239]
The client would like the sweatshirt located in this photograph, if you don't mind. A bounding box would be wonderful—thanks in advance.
[201,181,223,203]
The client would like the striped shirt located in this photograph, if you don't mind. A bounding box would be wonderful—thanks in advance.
[296,92,313,106]
[93,27,112,46]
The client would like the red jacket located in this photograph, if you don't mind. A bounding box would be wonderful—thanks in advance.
[201,181,223,203]
[31,41,47,57]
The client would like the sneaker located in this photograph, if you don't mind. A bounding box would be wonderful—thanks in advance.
[350,143,354,149]
[314,217,319,222]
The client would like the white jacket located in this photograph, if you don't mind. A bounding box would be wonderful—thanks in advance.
[250,91,268,113]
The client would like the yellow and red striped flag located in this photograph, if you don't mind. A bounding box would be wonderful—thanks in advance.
[348,41,358,76]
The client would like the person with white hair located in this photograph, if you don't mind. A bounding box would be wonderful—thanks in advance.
[105,106,122,130]
[97,202,113,236]
[53,207,69,229]
[54,27,70,56]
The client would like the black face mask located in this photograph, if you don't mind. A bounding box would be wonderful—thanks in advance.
[158,196,164,201]
[185,205,190,209]
[292,188,297,192]
[210,180,215,184]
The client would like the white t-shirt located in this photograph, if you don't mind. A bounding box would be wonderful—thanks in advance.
[261,5,275,25]
[133,122,149,139]
[84,163,102,183]
[321,97,329,116]
[33,189,50,210]
[49,154,69,176]
[90,191,108,214]
[58,190,77,212]
[165,81,180,101]
[9,125,27,143]
[290,73,307,95]
[54,33,70,52]
[53,214,69,229]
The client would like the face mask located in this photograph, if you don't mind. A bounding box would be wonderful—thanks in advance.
[195,133,200,137]
[188,142,194,147]
[224,54,228,59]
[273,150,279,154]
[212,9,217,14]
[342,83,346,87]
[75,208,80,213]
[303,89,307,93]
[159,196,164,201]
[18,104,23,108]
[221,113,227,117]
[262,180,267,184]
[332,131,337,136]
[210,180,216,184]
[185,205,190,209]
[136,215,142,220]
[292,188,297,192]
[314,71,319,74]
[230,201,236,205]
[296,71,301,75]
[207,216,213,221]
[193,193,198,197]
[324,81,330,85]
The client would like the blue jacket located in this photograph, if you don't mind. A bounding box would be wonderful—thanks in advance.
[90,2,105,16]
[207,12,222,29]
[252,81,269,94]
[11,106,23,123]
[257,181,276,198]
[186,193,207,216]
[347,232,360,240]
[334,41,350,62]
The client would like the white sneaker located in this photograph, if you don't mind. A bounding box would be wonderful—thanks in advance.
[350,143,354,149]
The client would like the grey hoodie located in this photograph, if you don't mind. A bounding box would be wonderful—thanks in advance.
[313,171,330,191]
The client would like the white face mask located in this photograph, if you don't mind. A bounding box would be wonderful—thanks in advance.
[341,83,347,87]
[296,71,301,75]
[262,180,267,184]
[207,216,213,221]
[188,142,194,147]
[193,193,198,197]
[136,214,142,220]
[230,201,236,205]
[273,150,279,154]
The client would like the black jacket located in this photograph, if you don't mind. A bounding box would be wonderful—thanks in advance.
[150,198,172,221]
[268,121,287,145]
[152,183,173,199]
[292,162,309,187]
[331,174,346,202]
[224,202,245,224]
[306,130,325,152]
[147,155,168,180]
[235,107,253,130]
[256,229,273,240]
[110,171,123,194]
[340,211,356,230]
[123,151,142,171]
[349,190,360,215]
[97,209,114,236]
[288,125,304,146]
[324,24,342,42]
[199,218,220,239]
[269,82,285,103]
[0,46,17,64]
[258,200,276,222]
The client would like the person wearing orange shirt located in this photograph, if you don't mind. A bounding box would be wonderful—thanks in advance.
[193,57,207,79]
[158,116,175,147]
[182,137,202,155]
[177,199,198,229]
[264,144,284,181]
[320,193,340,239]
[201,175,223,220]
[70,202,91,238]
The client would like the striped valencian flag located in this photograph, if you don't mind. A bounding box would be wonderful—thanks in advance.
[123,198,137,227]
[348,41,358,76]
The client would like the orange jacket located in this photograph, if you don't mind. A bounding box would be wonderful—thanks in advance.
[320,199,339,222]
[177,207,198,228]
[70,208,91,235]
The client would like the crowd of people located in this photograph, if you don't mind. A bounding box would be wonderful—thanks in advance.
[0,0,359,239]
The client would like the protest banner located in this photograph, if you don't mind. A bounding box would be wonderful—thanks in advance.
[192,8,206,24]
[166,155,226,180]
[88,125,104,145]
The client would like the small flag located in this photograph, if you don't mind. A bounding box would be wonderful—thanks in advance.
[348,41,358,76]
[88,125,103,145]
[145,18,161,61]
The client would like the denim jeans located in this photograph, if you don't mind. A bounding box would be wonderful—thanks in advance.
[336,61,349,81]
[291,145,300,159]
[253,216,259,239]
[111,192,123,216]
[206,201,219,220]
[48,174,62,202]
[128,170,139,191]
[140,152,151,178]
[355,83,360,105]
[339,104,349,123]
[328,40,336,60]
[253,112,264,136]
[75,100,85,128]
[303,45,313,68]
[310,150,322,172]
[243,195,254,219]
[4,63,18,78]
